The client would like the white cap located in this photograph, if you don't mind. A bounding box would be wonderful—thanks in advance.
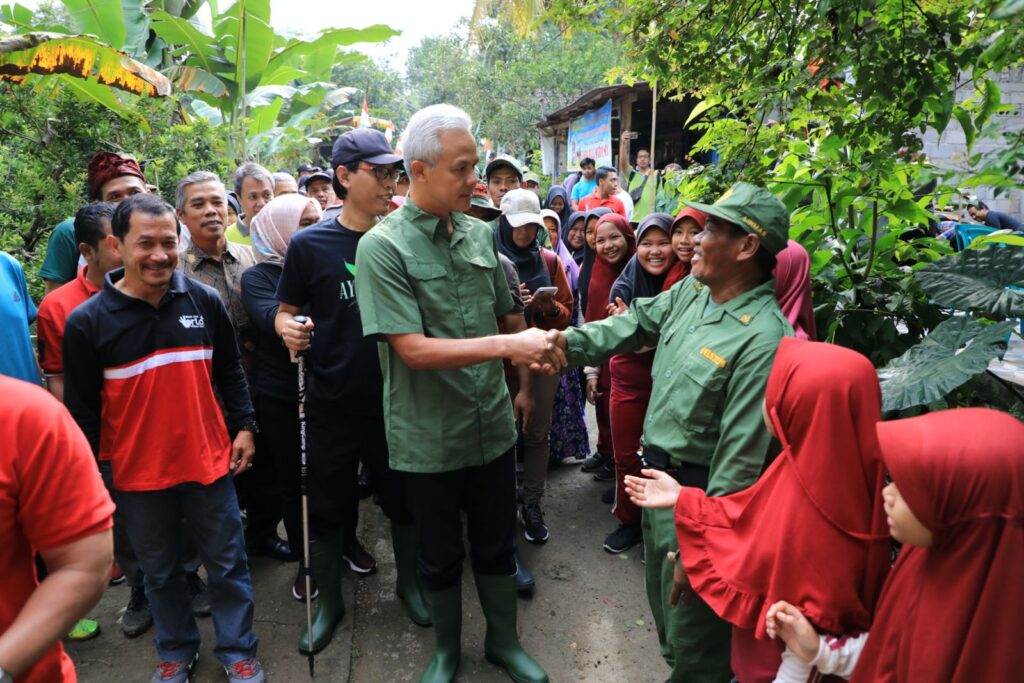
[500,188,543,228]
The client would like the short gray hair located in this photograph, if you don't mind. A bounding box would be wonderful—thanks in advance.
[402,104,473,176]
[175,171,224,211]
[272,171,296,185]
[231,162,274,196]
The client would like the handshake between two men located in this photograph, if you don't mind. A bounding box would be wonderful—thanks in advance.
[503,328,569,375]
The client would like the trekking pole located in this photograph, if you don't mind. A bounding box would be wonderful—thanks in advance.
[294,315,315,678]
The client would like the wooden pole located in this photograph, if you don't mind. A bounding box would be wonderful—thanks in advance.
[650,80,658,169]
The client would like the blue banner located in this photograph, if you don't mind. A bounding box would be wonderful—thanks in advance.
[567,99,613,170]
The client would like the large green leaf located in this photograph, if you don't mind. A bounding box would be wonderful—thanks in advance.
[915,246,1024,317]
[264,25,399,82]
[878,316,1015,412]
[215,0,273,93]
[164,64,227,96]
[0,32,172,96]
[149,10,220,75]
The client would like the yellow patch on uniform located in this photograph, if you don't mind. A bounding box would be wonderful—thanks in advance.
[739,314,752,325]
[700,347,727,368]
[716,187,734,203]
[693,281,703,291]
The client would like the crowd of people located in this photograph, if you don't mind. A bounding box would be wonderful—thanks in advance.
[0,102,1020,683]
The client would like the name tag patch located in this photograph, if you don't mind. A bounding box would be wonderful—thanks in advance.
[700,347,727,368]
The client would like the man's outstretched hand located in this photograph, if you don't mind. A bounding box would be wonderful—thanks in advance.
[504,328,566,373]
[524,329,568,374]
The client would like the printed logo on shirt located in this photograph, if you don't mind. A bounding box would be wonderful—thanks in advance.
[179,314,205,329]
[11,289,22,303]
[344,260,357,277]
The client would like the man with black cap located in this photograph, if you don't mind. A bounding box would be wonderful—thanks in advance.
[274,128,429,656]
[299,170,332,211]
[295,163,322,182]
[39,152,150,295]
[544,182,794,682]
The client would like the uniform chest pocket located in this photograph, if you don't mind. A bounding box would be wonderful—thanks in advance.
[408,262,448,281]
[669,351,729,433]
[466,251,497,270]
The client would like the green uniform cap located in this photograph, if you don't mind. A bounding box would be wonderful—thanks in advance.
[485,154,523,181]
[683,182,789,255]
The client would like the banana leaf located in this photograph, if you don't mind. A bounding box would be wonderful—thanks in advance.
[915,245,1024,317]
[877,316,1015,412]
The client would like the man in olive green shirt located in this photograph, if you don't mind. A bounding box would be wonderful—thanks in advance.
[546,182,793,682]
[355,104,555,683]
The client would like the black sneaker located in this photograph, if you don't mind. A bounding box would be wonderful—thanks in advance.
[592,457,616,482]
[344,538,378,575]
[186,572,210,617]
[603,524,643,554]
[580,450,612,473]
[520,503,549,544]
[122,584,153,637]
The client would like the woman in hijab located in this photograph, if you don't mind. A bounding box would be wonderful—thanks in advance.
[602,212,696,553]
[495,189,574,543]
[545,185,571,233]
[580,212,636,483]
[773,240,817,341]
[561,210,588,267]
[624,339,892,682]
[241,193,323,601]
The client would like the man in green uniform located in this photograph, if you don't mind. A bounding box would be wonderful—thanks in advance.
[546,182,793,682]
[355,104,555,683]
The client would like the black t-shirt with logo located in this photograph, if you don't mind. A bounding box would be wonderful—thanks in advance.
[276,217,382,410]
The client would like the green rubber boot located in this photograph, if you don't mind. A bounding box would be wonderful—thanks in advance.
[419,584,462,683]
[297,535,345,654]
[391,523,432,627]
[475,573,549,683]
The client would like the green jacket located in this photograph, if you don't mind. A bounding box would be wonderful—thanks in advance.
[566,276,792,495]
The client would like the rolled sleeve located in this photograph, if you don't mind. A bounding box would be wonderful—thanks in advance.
[566,287,673,366]
[706,342,778,496]
[355,231,424,336]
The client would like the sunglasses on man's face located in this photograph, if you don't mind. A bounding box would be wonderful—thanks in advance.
[357,163,402,182]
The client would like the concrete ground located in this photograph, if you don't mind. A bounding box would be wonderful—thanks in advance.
[68,408,668,682]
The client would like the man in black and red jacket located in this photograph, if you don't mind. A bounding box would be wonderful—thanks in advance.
[63,194,265,683]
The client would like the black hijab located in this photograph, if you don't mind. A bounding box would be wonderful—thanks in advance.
[545,186,571,232]
[561,210,587,266]
[495,215,552,293]
[576,207,613,313]
[610,213,676,305]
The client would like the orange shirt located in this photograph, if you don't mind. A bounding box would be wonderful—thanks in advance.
[0,377,114,683]
[36,266,100,375]
[578,191,628,219]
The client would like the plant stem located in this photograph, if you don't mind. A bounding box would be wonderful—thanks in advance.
[863,200,879,280]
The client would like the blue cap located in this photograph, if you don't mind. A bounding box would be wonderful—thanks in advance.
[331,128,402,168]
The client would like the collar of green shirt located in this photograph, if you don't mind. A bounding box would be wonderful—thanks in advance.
[398,195,478,242]
[698,278,778,327]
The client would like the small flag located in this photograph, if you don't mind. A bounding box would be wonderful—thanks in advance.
[384,122,394,144]
[359,98,371,128]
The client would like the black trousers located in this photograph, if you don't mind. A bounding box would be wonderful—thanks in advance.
[252,395,303,551]
[404,448,517,591]
[306,399,411,541]
[235,423,284,545]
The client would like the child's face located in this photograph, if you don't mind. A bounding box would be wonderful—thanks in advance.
[882,482,934,547]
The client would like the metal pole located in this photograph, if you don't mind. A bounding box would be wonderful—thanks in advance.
[650,80,658,169]
[294,315,315,678]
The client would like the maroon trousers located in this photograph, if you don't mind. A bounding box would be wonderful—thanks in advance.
[594,361,614,456]
[609,352,655,526]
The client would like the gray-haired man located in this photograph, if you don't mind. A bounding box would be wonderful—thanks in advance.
[227,163,275,245]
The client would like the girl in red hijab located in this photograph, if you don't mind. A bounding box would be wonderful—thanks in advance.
[624,338,892,682]
[581,213,636,484]
[772,241,817,341]
[766,408,1024,682]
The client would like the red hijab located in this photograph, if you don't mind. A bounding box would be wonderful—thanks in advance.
[852,409,1024,683]
[661,207,708,291]
[674,338,891,637]
[773,240,817,341]
[585,213,635,323]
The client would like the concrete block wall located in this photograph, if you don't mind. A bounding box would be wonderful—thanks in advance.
[921,68,1024,216]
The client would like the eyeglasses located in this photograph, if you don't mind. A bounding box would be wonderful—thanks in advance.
[357,164,403,182]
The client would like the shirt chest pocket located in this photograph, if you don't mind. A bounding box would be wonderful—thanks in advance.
[669,351,728,433]
[407,262,450,331]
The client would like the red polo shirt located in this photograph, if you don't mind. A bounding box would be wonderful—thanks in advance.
[578,191,628,218]
[37,267,101,375]
[0,377,114,683]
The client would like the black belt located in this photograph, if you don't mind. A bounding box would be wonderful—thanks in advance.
[641,445,710,491]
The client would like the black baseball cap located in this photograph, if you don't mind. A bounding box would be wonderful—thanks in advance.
[299,170,332,192]
[331,128,402,168]
[296,163,321,173]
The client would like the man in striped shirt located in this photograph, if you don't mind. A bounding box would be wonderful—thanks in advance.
[63,194,265,683]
